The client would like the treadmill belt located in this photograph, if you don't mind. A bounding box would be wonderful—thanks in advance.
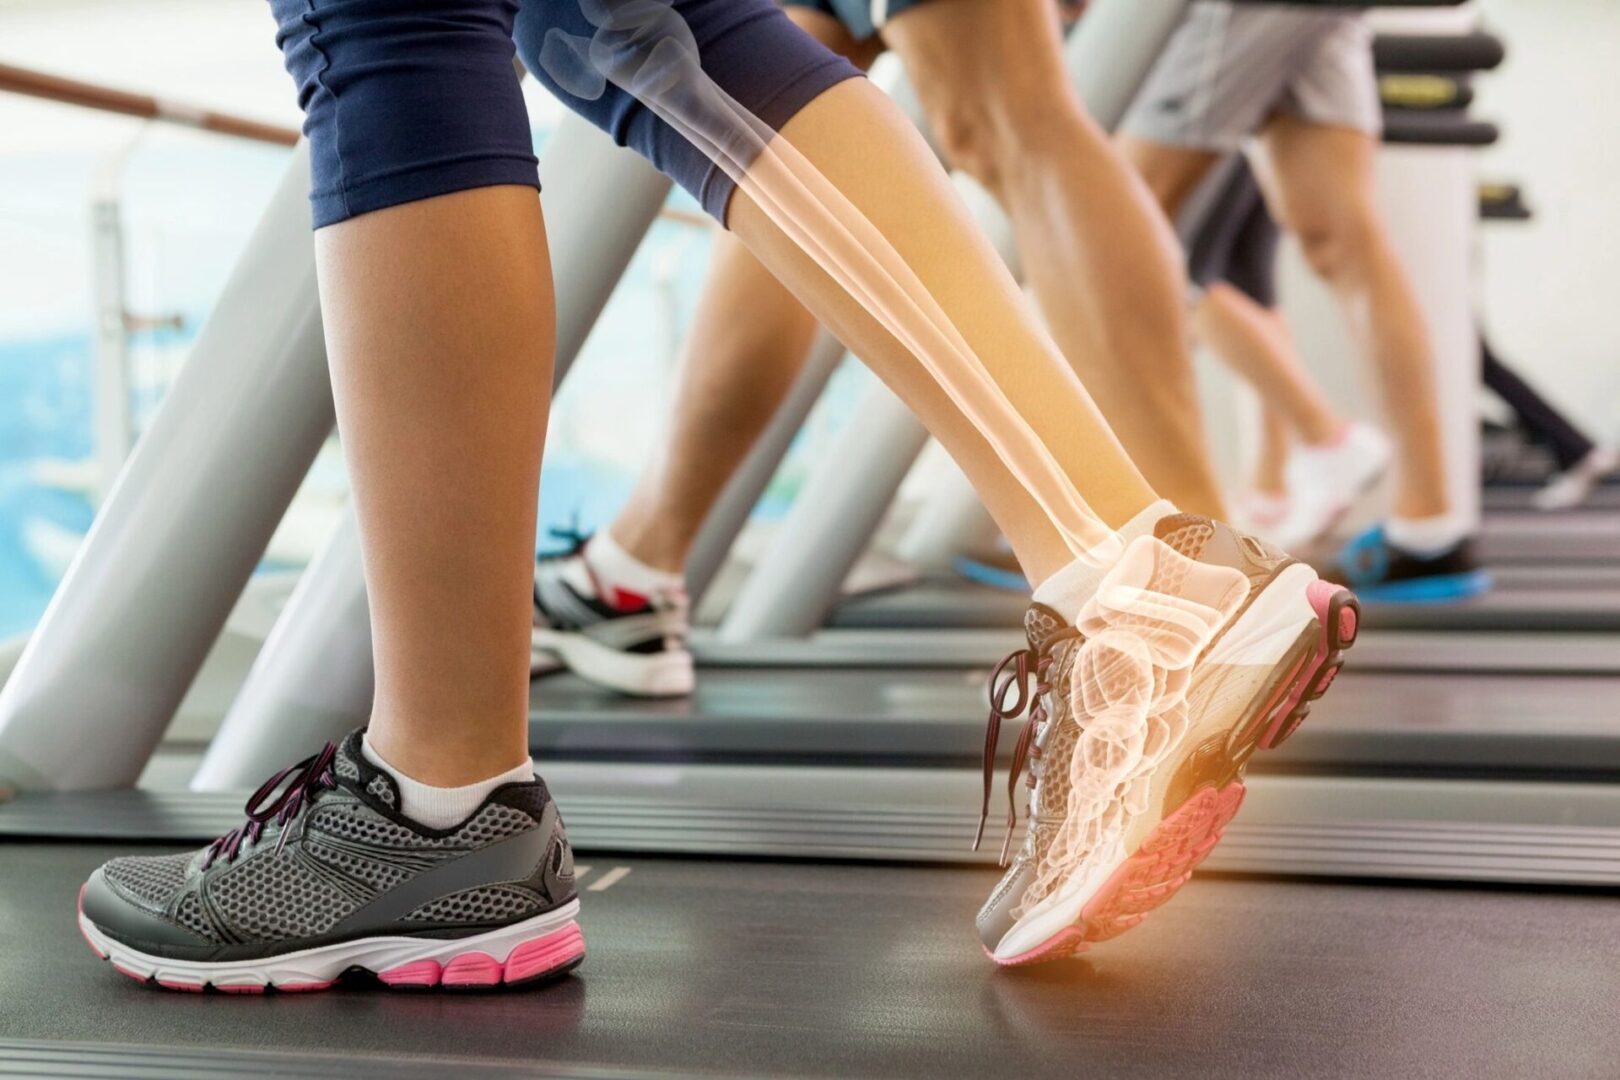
[5,844,1619,1079]
[828,578,1620,632]
[530,667,1620,776]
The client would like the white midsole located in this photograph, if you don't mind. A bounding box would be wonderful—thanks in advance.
[82,899,580,987]
[531,627,694,697]
[992,563,1322,959]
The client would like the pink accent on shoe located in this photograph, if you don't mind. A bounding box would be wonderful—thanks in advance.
[217,984,267,994]
[442,952,503,987]
[989,784,1248,968]
[276,980,335,993]
[503,923,586,984]
[158,978,204,992]
[1258,580,1358,750]
[379,959,443,987]
[112,963,147,984]
[1077,782,1247,945]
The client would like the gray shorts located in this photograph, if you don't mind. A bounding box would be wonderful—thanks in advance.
[1120,1,1381,152]
[779,0,931,42]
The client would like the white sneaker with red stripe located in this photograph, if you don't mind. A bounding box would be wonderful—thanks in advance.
[531,534,694,698]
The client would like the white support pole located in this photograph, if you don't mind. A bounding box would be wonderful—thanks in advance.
[88,195,132,502]
[0,144,331,791]
[718,383,929,640]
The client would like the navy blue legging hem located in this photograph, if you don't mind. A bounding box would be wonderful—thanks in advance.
[272,0,864,229]
[309,155,541,231]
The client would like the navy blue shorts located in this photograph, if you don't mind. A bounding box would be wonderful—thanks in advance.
[268,0,863,228]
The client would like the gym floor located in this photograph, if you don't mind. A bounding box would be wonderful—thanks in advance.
[6,844,1619,1078]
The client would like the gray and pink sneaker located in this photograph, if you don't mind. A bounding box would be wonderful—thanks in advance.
[975,514,1358,965]
[77,730,584,992]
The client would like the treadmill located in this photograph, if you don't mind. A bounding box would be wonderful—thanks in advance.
[4,2,1619,1076]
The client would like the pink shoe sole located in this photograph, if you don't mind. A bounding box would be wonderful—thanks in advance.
[988,582,1360,968]
[79,888,585,994]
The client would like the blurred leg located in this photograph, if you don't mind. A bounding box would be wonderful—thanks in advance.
[1194,283,1341,445]
[1262,116,1448,519]
[885,0,1226,519]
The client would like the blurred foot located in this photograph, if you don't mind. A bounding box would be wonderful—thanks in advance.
[1533,447,1619,511]
[955,541,1029,593]
[532,531,694,697]
[1230,489,1291,542]
[1275,422,1391,549]
[1328,524,1490,603]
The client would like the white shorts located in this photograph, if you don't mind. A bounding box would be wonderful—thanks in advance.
[1119,1,1382,152]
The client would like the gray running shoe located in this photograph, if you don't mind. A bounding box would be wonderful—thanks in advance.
[78,730,582,993]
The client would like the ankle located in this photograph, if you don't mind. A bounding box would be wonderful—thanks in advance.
[1301,419,1349,448]
[1031,499,1177,620]
[1385,511,1470,557]
[362,732,533,829]
[603,519,686,579]
[588,528,685,607]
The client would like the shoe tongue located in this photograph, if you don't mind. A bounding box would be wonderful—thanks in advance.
[336,729,402,813]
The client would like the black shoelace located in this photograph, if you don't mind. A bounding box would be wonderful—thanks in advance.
[203,742,339,869]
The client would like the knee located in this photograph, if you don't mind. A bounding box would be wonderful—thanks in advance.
[1293,211,1378,285]
[929,75,1083,198]
[930,99,1016,195]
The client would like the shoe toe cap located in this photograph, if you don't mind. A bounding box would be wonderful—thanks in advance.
[81,866,212,953]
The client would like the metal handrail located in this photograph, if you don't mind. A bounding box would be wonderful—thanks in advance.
[0,61,299,146]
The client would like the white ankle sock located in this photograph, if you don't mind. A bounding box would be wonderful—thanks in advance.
[585,530,684,607]
[361,735,533,830]
[1385,512,1470,558]
[1031,499,1177,621]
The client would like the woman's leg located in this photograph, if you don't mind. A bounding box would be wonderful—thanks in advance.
[606,231,817,572]
[317,187,553,785]
[1194,283,1341,446]
[1252,402,1292,498]
[1262,116,1449,522]
[77,0,584,992]
[606,9,878,575]
[722,78,1155,585]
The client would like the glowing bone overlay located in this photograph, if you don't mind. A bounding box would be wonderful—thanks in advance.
[541,1,1262,901]
[538,0,1121,567]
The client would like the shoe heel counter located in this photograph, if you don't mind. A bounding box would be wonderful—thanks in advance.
[541,815,577,905]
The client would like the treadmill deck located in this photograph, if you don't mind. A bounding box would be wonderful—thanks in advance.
[5,845,1619,1079]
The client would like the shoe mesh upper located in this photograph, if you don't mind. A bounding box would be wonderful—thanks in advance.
[404,884,545,924]
[208,850,363,941]
[303,801,533,850]
[172,891,218,941]
[103,852,192,909]
[303,838,423,894]
[364,774,397,809]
